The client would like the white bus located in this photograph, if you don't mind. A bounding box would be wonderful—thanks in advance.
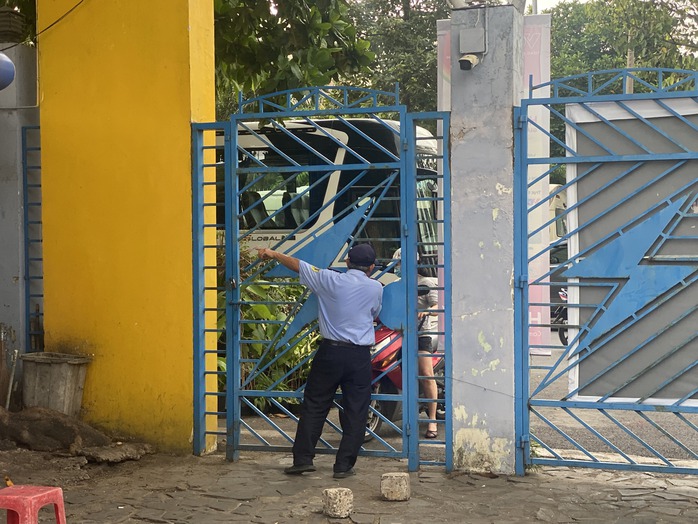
[218,118,440,273]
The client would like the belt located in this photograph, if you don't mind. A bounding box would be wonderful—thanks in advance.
[322,339,372,350]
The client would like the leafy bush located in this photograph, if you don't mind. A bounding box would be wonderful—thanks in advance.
[216,246,317,412]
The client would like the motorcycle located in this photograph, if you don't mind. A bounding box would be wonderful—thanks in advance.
[363,323,444,441]
[551,287,568,346]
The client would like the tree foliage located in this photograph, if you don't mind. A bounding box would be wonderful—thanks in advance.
[9,1,373,120]
[548,0,697,80]
[546,0,697,167]
[215,0,374,119]
[348,0,450,113]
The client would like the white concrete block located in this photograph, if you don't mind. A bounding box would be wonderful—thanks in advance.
[322,487,353,518]
[381,472,411,501]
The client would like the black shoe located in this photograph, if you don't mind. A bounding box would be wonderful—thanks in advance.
[333,468,356,479]
[284,464,316,475]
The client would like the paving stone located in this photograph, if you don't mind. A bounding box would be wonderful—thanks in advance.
[647,506,684,516]
[672,486,698,499]
[130,508,169,522]
[629,501,649,508]
[618,489,656,497]
[348,510,382,524]
[653,491,694,501]
[667,478,698,487]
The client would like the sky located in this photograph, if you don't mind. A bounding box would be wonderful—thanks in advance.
[531,0,564,13]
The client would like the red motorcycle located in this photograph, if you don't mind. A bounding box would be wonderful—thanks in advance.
[364,324,444,440]
[551,287,568,346]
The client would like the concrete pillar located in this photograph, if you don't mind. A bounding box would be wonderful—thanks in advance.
[0,44,39,406]
[36,1,215,451]
[448,6,522,474]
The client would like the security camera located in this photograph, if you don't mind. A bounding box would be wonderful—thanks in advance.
[459,54,480,71]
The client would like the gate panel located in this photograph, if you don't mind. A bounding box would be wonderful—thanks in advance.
[22,126,44,353]
[515,69,698,475]
[406,112,453,470]
[193,87,451,471]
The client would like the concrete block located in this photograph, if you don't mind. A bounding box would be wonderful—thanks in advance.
[322,487,353,518]
[381,472,411,501]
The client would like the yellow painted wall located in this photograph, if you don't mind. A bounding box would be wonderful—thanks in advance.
[37,0,215,451]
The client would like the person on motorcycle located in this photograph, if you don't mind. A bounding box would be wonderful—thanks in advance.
[257,243,383,478]
[392,248,440,439]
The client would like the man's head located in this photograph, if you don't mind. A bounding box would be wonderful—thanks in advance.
[391,247,431,277]
[346,243,376,272]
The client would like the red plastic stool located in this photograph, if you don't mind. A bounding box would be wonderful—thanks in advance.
[0,485,67,524]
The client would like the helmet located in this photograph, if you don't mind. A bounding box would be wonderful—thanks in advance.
[392,247,419,262]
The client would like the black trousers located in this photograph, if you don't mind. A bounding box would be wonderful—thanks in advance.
[292,340,372,472]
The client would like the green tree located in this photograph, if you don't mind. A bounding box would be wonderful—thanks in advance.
[348,0,450,113]
[548,0,697,82]
[7,1,374,120]
[653,0,698,54]
[546,0,697,166]
[548,0,623,79]
[589,0,697,73]
[215,0,374,119]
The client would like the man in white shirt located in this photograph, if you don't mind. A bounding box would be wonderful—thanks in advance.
[257,243,383,478]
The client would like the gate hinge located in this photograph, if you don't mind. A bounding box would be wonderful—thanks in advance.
[517,434,530,449]
[401,137,409,151]
[514,114,526,129]
[515,274,528,289]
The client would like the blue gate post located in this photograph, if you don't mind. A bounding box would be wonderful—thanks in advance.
[223,118,242,461]
[191,124,205,455]
[513,105,530,476]
[191,121,229,455]
[401,110,419,471]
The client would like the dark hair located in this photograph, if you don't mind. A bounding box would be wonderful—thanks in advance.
[417,266,431,277]
[418,254,438,278]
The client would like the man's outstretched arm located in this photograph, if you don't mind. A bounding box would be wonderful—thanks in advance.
[257,248,301,274]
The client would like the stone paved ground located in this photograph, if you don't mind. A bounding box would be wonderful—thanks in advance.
[2,448,697,523]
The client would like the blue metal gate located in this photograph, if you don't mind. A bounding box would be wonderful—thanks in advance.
[22,126,44,353]
[514,69,698,475]
[193,86,452,471]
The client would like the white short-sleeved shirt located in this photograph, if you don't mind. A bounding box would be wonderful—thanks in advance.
[298,261,383,346]
[417,274,439,334]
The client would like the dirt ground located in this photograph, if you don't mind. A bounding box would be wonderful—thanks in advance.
[2,408,698,523]
[1,446,116,487]
[0,406,158,491]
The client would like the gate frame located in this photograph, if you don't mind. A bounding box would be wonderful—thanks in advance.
[193,86,452,471]
[514,68,698,476]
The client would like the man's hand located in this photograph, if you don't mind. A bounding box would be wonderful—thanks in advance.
[258,248,276,261]
[257,248,301,273]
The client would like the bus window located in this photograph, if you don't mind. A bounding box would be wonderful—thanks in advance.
[348,185,401,262]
